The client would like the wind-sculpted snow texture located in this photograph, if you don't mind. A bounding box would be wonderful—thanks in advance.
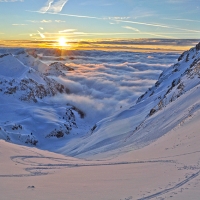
[0,48,177,148]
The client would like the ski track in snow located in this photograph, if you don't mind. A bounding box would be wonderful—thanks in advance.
[1,148,200,200]
[0,154,174,177]
[138,171,200,200]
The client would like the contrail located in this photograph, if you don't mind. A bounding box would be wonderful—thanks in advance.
[27,10,200,33]
[114,19,200,33]
[27,10,102,19]
[162,18,200,23]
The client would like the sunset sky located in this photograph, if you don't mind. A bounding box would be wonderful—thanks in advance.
[0,0,200,47]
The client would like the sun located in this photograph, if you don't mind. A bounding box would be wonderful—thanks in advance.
[58,37,67,46]
[56,37,71,48]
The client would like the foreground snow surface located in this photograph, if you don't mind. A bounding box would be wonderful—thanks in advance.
[1,111,200,200]
[1,45,200,199]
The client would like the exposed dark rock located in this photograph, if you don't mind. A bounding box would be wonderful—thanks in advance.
[91,124,97,133]
[149,109,156,116]
[196,42,200,51]
[71,106,85,119]
[178,51,186,61]
[25,137,38,146]
[46,130,65,138]
[0,53,10,58]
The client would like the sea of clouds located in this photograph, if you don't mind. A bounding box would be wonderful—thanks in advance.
[0,46,180,124]
[41,50,179,122]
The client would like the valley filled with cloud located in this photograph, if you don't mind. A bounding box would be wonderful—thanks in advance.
[39,49,179,122]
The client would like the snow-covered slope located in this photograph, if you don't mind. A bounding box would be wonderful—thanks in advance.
[0,53,28,78]
[0,52,87,146]
[1,108,200,200]
[59,42,200,158]
[15,50,49,73]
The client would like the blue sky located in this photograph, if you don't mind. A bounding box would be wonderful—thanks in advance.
[0,0,200,41]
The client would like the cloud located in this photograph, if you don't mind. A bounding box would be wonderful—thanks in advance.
[114,19,200,33]
[30,49,176,121]
[40,0,54,13]
[108,17,130,20]
[59,29,76,33]
[65,56,170,118]
[40,0,69,13]
[162,17,200,23]
[27,20,65,23]
[37,31,45,38]
[41,20,52,23]
[55,20,65,23]
[86,39,197,47]
[27,10,102,20]
[27,20,52,23]
[2,38,197,52]
[123,26,140,32]
[12,24,27,26]
[61,29,175,39]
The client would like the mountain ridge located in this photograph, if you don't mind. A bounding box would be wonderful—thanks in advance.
[0,43,199,159]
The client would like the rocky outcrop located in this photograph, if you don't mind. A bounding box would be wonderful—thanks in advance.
[135,42,200,118]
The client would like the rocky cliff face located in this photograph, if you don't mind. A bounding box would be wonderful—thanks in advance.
[137,42,200,118]
[0,53,69,102]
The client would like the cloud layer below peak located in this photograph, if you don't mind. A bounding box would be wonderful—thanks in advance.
[36,49,179,122]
